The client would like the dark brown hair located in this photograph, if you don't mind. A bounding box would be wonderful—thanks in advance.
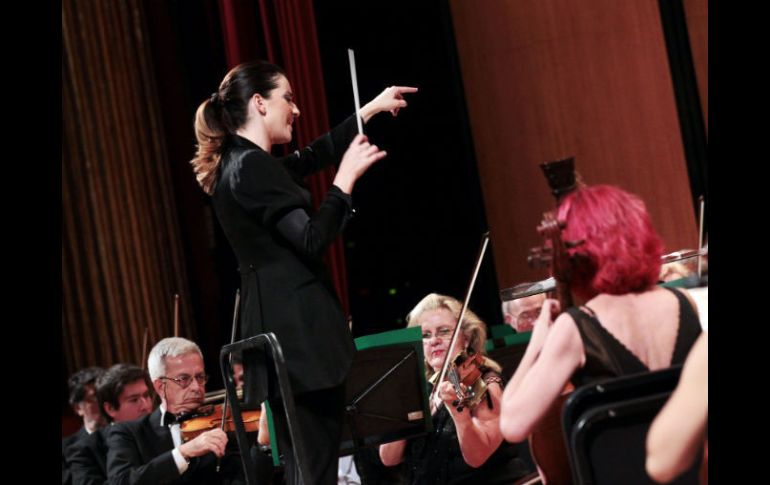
[191,60,286,194]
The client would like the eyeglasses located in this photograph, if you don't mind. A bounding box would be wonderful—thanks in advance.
[422,326,455,341]
[515,308,541,328]
[159,373,209,389]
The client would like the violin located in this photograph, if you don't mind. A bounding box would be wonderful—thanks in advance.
[179,403,261,442]
[446,348,489,412]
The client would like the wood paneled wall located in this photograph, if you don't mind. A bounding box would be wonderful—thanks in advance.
[449,0,701,289]
[684,0,708,128]
[62,0,194,373]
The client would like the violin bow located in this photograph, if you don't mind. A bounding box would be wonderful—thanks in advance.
[141,326,149,370]
[430,232,490,405]
[697,195,705,279]
[173,293,180,337]
[217,289,240,472]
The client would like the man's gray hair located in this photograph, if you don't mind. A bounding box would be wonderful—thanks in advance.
[147,337,203,380]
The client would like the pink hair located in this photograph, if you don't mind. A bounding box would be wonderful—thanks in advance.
[557,185,664,299]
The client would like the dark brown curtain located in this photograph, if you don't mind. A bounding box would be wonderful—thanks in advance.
[62,0,195,373]
[218,0,350,313]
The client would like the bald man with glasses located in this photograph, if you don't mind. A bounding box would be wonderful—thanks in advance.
[106,337,244,484]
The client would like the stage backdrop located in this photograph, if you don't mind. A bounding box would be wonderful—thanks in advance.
[449,0,706,289]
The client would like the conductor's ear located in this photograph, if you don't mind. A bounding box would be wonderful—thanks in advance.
[252,93,267,115]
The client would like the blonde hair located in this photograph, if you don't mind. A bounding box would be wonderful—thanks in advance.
[191,100,226,194]
[406,293,501,380]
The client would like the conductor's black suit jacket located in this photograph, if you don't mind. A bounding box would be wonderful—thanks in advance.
[211,116,358,399]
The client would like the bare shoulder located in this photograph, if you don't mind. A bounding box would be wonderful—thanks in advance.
[667,286,700,312]
[550,311,581,344]
[684,332,708,375]
[541,312,584,366]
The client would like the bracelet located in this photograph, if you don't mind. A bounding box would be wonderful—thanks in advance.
[484,375,503,386]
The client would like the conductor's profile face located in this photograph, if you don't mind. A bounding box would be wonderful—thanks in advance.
[154,352,207,415]
[419,309,467,372]
[263,74,301,145]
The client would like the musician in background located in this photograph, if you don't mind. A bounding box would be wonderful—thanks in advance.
[500,184,703,443]
[646,332,708,484]
[190,59,416,484]
[659,248,707,284]
[106,337,242,484]
[68,363,155,484]
[63,367,106,485]
[379,293,530,484]
[659,261,694,283]
[502,292,545,333]
[230,352,245,391]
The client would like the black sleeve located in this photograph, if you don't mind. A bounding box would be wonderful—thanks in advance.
[63,445,73,485]
[230,149,308,227]
[280,115,359,179]
[106,425,179,485]
[63,433,85,485]
[231,152,354,257]
[274,185,353,257]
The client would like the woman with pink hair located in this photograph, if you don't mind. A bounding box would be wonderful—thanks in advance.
[500,184,703,443]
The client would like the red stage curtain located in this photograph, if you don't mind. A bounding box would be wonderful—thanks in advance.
[218,0,350,314]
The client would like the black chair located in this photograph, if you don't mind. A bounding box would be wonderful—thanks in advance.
[220,332,311,485]
[562,366,683,439]
[563,367,701,485]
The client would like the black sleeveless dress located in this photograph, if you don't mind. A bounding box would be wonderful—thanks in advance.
[403,370,532,485]
[567,287,702,387]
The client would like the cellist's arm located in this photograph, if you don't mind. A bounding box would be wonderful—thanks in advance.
[504,299,559,395]
[500,312,583,442]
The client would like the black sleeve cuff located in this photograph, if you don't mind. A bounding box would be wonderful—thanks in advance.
[329,184,354,210]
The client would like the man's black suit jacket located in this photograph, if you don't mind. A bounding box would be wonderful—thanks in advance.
[106,408,242,485]
[211,115,359,400]
[68,426,109,485]
[63,427,89,485]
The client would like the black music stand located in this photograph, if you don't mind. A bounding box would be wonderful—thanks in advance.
[486,332,532,381]
[485,332,538,473]
[220,332,311,485]
[339,340,432,456]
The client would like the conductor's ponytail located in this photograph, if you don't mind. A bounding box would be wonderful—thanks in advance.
[191,97,226,194]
